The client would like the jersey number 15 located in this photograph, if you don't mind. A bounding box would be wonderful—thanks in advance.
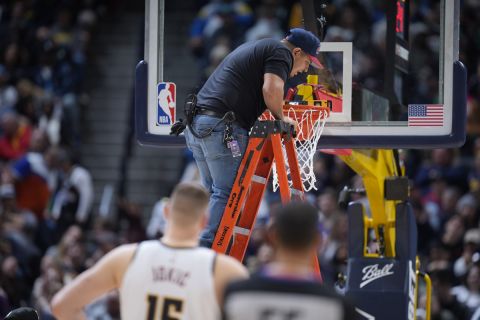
[147,294,184,320]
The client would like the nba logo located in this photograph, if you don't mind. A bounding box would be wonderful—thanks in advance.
[157,82,176,125]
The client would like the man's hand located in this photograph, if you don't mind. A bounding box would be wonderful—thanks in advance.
[283,116,299,136]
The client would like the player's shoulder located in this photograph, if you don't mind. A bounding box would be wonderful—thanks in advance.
[215,253,245,268]
[223,275,356,318]
[97,243,139,284]
[106,243,139,261]
[225,274,334,297]
[214,253,248,278]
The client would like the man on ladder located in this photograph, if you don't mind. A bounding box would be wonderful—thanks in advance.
[175,28,323,249]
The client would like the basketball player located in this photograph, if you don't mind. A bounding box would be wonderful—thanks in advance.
[222,201,355,320]
[51,182,248,320]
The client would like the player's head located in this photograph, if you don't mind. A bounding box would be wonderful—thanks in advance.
[4,307,39,320]
[282,28,322,77]
[165,182,210,229]
[270,201,320,252]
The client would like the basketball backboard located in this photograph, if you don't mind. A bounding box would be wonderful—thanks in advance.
[135,0,466,148]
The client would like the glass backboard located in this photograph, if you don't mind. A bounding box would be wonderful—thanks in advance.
[135,0,466,148]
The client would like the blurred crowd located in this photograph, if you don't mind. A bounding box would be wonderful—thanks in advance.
[0,0,108,318]
[0,0,479,320]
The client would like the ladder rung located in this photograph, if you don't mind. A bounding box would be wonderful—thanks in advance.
[234,226,250,236]
[252,175,267,185]
[291,188,303,196]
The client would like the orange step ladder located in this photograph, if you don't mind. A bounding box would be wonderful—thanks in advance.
[211,119,322,278]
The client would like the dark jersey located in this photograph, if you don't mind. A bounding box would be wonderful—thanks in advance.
[222,275,355,320]
[197,38,293,129]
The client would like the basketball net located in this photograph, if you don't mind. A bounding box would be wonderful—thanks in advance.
[259,104,330,192]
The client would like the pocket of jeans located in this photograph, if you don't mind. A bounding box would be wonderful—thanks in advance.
[200,131,230,160]
[192,116,225,136]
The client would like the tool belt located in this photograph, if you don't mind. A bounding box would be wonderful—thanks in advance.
[195,107,226,118]
[170,94,236,143]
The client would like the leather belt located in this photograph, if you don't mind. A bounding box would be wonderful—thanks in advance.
[195,108,226,119]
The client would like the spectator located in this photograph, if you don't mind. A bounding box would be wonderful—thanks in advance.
[37,95,63,146]
[429,264,470,320]
[452,263,480,315]
[317,188,342,235]
[201,42,231,85]
[0,256,30,308]
[456,194,479,230]
[468,152,480,196]
[0,112,32,161]
[84,291,120,320]
[466,95,480,136]
[84,230,119,269]
[116,198,147,243]
[453,228,480,278]
[44,225,83,262]
[50,8,75,49]
[31,262,63,319]
[441,215,467,262]
[2,43,29,84]
[146,197,168,239]
[0,65,18,112]
[439,187,462,229]
[50,148,93,239]
[15,96,38,127]
[2,134,58,221]
[412,201,436,256]
[2,208,41,287]
[320,213,348,285]
[245,0,284,42]
[312,154,333,193]
[415,149,468,192]
[189,0,253,70]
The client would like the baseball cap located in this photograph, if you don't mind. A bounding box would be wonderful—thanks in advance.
[286,28,323,69]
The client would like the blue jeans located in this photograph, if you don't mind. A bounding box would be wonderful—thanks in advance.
[185,115,249,248]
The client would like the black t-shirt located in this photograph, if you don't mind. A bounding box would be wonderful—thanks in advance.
[222,275,356,320]
[197,38,293,129]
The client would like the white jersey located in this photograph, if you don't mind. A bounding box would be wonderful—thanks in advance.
[119,240,219,320]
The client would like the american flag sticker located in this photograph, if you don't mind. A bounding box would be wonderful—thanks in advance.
[408,104,444,127]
